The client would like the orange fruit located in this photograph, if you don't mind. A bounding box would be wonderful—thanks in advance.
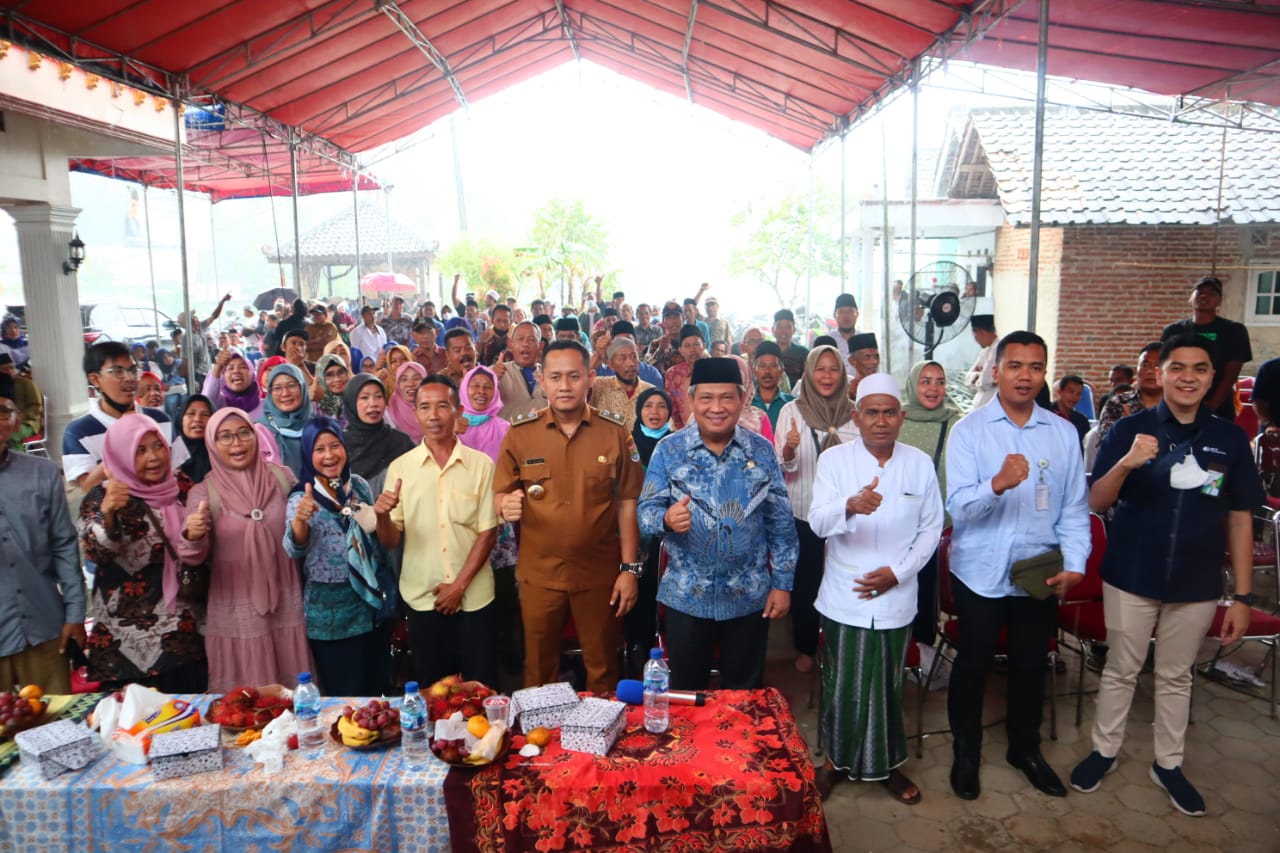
[28,698,43,715]
[526,727,551,747]
[18,685,42,701]
[466,715,490,738]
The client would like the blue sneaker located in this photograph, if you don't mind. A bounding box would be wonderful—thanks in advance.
[1149,763,1206,817]
[1069,751,1117,793]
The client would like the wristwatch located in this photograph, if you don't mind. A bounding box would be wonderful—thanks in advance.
[620,561,645,578]
[1232,593,1257,607]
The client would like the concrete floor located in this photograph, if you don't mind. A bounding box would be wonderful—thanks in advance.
[765,626,1280,853]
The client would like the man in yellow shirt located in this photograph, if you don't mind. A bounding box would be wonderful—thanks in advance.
[376,375,499,688]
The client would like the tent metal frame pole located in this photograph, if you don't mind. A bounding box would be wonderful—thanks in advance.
[142,182,160,343]
[1027,0,1049,331]
[908,58,920,366]
[839,129,847,297]
[385,187,394,274]
[353,178,363,306]
[289,139,302,297]
[174,100,196,391]
[880,117,892,376]
[805,154,815,337]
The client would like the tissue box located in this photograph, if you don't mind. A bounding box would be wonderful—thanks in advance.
[510,682,580,733]
[150,724,223,781]
[560,698,627,756]
[14,720,102,780]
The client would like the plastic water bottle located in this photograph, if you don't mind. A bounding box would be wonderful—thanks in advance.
[400,681,430,771]
[643,648,670,734]
[294,672,325,752]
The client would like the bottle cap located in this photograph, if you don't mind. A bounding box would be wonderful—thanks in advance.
[650,648,663,660]
[298,672,312,683]
[405,681,419,693]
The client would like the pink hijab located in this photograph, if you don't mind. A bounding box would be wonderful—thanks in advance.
[102,414,184,610]
[387,361,427,444]
[200,408,296,615]
[459,364,509,462]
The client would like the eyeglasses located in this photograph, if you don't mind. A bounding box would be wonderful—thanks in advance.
[270,380,301,393]
[214,427,256,446]
[0,406,17,417]
[99,366,139,379]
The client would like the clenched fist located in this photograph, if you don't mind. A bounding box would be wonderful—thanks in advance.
[992,453,1030,496]
[500,489,525,523]
[374,479,402,516]
[1121,433,1159,470]
[101,477,131,518]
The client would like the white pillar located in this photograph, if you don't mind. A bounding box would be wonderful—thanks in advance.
[3,203,85,463]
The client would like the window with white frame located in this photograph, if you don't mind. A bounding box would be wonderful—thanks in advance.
[1249,266,1280,323]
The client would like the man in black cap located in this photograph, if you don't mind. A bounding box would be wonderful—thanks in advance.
[966,314,998,410]
[1160,275,1251,421]
[532,313,555,348]
[644,304,686,375]
[831,294,861,371]
[638,357,798,690]
[751,341,793,432]
[555,316,584,345]
[773,309,809,386]
[846,332,880,399]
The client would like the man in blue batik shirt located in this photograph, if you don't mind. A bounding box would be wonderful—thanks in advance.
[944,330,1090,802]
[639,357,798,691]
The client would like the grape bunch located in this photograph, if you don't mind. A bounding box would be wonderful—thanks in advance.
[0,690,40,739]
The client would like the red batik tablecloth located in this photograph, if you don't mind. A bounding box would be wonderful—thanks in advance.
[444,687,831,852]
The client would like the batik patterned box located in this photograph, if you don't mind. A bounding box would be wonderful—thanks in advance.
[149,724,223,780]
[510,683,580,733]
[559,698,627,756]
[14,719,102,780]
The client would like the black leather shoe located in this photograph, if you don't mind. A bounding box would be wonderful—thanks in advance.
[1007,750,1067,797]
[950,756,980,800]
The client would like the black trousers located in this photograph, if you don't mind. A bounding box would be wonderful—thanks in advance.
[946,577,1057,756]
[406,601,498,690]
[912,550,939,645]
[310,621,394,696]
[665,608,769,692]
[624,544,662,651]
[791,518,825,657]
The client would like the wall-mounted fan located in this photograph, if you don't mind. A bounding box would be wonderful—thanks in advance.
[897,261,978,359]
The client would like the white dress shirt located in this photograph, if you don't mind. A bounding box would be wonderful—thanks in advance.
[809,440,944,630]
[773,400,860,520]
[349,323,388,360]
[966,344,997,410]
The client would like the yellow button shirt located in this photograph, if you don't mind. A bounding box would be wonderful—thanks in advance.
[386,440,498,612]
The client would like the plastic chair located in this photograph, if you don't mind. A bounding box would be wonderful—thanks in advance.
[926,528,1059,740]
[1203,604,1280,719]
[1056,514,1108,725]
[21,394,48,459]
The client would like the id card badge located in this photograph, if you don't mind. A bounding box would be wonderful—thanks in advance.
[1035,458,1050,511]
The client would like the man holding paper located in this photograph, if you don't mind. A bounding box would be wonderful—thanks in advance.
[944,331,1090,801]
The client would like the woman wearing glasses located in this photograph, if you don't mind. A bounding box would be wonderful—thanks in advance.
[178,408,310,692]
[256,362,311,476]
[78,414,208,692]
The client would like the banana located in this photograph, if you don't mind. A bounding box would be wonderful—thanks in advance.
[337,714,378,746]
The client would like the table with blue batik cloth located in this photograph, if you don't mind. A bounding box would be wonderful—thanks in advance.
[0,696,451,853]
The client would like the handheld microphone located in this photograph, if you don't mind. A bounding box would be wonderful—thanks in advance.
[616,679,708,707]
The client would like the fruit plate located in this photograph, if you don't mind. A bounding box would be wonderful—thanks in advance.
[329,719,402,750]
[206,684,292,732]
[433,728,512,769]
[0,700,49,742]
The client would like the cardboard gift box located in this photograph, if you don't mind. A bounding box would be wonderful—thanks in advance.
[149,724,223,781]
[14,719,102,780]
[560,697,627,756]
[510,682,580,733]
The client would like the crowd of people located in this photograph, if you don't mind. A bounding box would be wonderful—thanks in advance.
[0,272,1267,818]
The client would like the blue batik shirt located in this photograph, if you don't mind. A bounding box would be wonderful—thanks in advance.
[638,423,798,620]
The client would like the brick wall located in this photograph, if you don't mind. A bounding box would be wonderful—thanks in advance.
[994,223,1280,389]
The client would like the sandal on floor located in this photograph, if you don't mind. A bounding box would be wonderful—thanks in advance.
[882,769,922,805]
[815,765,841,801]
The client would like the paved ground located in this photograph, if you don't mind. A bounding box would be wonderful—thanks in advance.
[764,622,1280,853]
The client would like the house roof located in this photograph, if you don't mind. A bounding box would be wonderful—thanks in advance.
[937,106,1280,226]
[267,202,437,265]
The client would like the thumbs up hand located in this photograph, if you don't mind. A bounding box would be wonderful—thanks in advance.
[374,478,402,516]
[185,500,210,541]
[500,489,525,522]
[782,418,802,461]
[665,494,693,534]
[846,475,883,517]
[294,483,318,525]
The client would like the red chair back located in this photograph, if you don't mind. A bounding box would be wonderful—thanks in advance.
[1063,514,1107,603]
[937,527,955,615]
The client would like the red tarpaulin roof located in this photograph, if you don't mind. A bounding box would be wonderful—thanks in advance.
[4,0,1280,181]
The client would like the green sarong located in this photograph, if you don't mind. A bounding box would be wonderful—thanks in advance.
[819,616,910,781]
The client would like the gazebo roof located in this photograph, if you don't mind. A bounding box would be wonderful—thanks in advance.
[268,202,438,265]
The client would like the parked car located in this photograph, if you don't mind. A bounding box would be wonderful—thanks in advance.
[5,303,176,348]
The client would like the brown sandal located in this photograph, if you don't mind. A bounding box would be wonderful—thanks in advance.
[882,769,922,805]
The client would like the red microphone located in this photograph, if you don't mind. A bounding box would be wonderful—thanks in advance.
[616,679,708,707]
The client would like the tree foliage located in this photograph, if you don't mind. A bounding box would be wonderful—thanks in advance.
[728,185,843,312]
[527,198,611,307]
[437,234,523,300]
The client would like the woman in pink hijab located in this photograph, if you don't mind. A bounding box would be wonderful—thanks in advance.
[458,364,509,462]
[385,361,426,444]
[77,414,207,691]
[178,407,311,691]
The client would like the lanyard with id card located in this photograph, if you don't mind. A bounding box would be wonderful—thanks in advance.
[1035,457,1051,511]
